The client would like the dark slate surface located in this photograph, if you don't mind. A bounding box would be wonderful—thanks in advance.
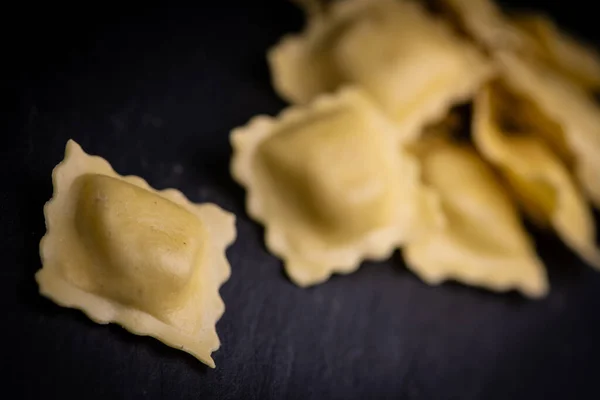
[3,1,600,399]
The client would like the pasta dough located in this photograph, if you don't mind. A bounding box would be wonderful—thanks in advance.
[404,138,548,298]
[473,82,600,268]
[496,51,600,210]
[231,88,420,286]
[269,0,491,141]
[37,140,236,368]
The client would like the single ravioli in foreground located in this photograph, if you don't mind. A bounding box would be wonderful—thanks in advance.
[269,0,492,142]
[231,88,420,286]
[37,140,236,368]
[403,138,548,298]
[473,82,600,268]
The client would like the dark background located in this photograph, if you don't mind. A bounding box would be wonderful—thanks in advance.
[3,1,600,399]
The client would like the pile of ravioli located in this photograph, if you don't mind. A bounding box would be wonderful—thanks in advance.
[231,0,600,299]
[35,0,600,370]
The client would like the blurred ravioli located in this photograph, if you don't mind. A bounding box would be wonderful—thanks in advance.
[269,0,491,141]
[496,51,600,210]
[473,82,600,268]
[437,0,600,91]
[404,137,548,298]
[230,88,421,286]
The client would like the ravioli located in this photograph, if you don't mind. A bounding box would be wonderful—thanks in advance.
[230,88,420,286]
[473,83,600,268]
[496,51,600,210]
[404,138,548,298]
[269,0,491,141]
[437,0,600,91]
[37,140,236,368]
[512,12,600,91]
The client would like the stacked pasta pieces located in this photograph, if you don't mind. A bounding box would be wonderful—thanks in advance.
[231,0,600,298]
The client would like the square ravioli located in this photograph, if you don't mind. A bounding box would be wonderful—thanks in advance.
[404,138,548,298]
[269,0,492,142]
[473,82,600,268]
[37,140,236,368]
[231,88,420,286]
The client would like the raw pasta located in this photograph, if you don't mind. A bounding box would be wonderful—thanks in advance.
[37,140,236,368]
[496,51,600,210]
[404,138,548,298]
[231,88,421,286]
[438,0,600,90]
[473,82,600,268]
[269,0,491,141]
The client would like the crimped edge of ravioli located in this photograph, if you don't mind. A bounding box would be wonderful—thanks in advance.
[37,140,236,368]
[473,85,600,269]
[495,51,600,210]
[405,241,549,298]
[231,88,417,287]
[268,33,316,104]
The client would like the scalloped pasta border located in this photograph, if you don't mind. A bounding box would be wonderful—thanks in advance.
[37,140,236,368]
